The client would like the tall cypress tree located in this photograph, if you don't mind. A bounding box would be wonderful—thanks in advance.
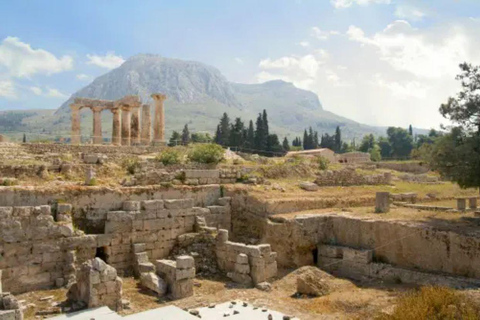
[334,126,342,152]
[303,130,308,150]
[408,124,413,136]
[219,113,230,146]
[255,113,267,151]
[229,117,245,148]
[262,109,269,137]
[247,120,255,149]
[181,124,190,145]
[214,125,222,144]
[282,137,290,151]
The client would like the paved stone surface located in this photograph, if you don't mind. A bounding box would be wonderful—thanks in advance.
[197,301,299,319]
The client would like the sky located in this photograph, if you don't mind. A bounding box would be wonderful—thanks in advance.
[0,0,480,130]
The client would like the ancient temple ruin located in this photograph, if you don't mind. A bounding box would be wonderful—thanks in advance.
[70,94,167,146]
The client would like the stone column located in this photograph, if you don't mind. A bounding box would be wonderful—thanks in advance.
[70,104,82,144]
[121,105,131,146]
[141,104,151,145]
[457,198,466,211]
[151,94,167,145]
[91,106,103,145]
[469,197,477,209]
[130,106,141,145]
[111,108,121,145]
[375,192,390,213]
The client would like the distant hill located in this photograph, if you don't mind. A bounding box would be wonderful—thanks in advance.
[2,54,400,141]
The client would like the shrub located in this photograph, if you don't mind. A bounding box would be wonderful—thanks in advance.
[316,156,330,170]
[156,148,181,166]
[188,144,224,164]
[87,177,98,186]
[122,158,141,175]
[377,286,480,320]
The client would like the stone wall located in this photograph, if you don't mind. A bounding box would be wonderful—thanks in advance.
[216,229,277,285]
[133,168,247,186]
[23,143,165,156]
[101,198,231,273]
[262,213,480,279]
[314,168,391,187]
[376,161,430,174]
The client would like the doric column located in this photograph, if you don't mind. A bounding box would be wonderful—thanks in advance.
[111,108,121,145]
[70,104,82,144]
[141,104,151,145]
[121,105,132,146]
[130,106,141,145]
[151,93,167,145]
[91,106,103,144]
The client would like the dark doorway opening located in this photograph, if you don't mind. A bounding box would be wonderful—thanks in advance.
[95,247,107,262]
[312,247,318,265]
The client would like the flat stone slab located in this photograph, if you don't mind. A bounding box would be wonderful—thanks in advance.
[50,306,122,320]
[123,306,198,319]
[197,301,299,319]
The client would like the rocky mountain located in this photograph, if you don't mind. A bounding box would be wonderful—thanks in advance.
[6,54,390,141]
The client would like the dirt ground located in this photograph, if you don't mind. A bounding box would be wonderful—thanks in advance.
[16,268,434,320]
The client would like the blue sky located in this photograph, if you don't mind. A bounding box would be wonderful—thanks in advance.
[1,0,480,129]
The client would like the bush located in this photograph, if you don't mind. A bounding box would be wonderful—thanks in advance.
[156,148,181,166]
[377,286,480,320]
[188,143,224,164]
[316,156,330,170]
[122,158,140,175]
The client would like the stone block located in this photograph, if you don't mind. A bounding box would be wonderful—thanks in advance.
[0,207,13,220]
[140,272,167,296]
[141,200,164,211]
[105,220,132,234]
[207,206,229,215]
[164,199,194,209]
[132,243,146,253]
[375,192,390,213]
[123,201,140,212]
[176,268,195,281]
[469,197,478,209]
[318,245,343,259]
[217,229,229,243]
[171,279,193,299]
[0,310,16,320]
[299,182,319,191]
[228,272,253,286]
[138,262,155,273]
[184,170,220,179]
[57,203,72,214]
[236,253,249,264]
[156,260,176,282]
[257,244,271,256]
[217,197,232,206]
[235,263,250,274]
[135,252,149,264]
[176,256,195,269]
[343,248,373,264]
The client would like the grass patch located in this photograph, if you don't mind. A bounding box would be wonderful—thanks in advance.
[377,286,480,320]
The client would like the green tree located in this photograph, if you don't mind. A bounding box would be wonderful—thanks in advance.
[387,127,413,158]
[378,137,392,158]
[215,113,230,146]
[408,125,413,136]
[334,126,342,152]
[359,134,375,153]
[168,131,181,146]
[282,137,290,151]
[255,112,267,151]
[267,134,284,155]
[369,144,382,162]
[246,120,255,149]
[302,130,308,150]
[181,124,190,145]
[229,117,245,148]
[191,132,211,143]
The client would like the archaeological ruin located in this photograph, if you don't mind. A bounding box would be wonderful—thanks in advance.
[0,138,479,319]
[70,94,167,146]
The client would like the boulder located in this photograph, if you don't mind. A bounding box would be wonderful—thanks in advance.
[296,267,332,297]
[299,182,319,192]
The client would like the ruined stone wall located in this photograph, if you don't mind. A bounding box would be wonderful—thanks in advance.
[23,143,165,156]
[262,214,480,279]
[133,168,248,186]
[314,168,391,187]
[376,161,430,174]
[101,198,231,273]
[0,185,221,209]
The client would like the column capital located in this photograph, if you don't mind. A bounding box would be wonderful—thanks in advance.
[70,103,82,111]
[111,107,121,114]
[120,104,132,112]
[151,93,167,101]
[91,106,104,113]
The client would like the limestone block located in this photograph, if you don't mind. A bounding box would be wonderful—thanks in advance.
[164,199,194,210]
[90,271,101,285]
[251,264,266,284]
[236,253,249,264]
[57,203,72,215]
[106,211,136,222]
[299,182,319,191]
[266,261,277,278]
[176,268,195,281]
[93,258,107,272]
[0,207,13,220]
[217,197,232,206]
[141,200,164,211]
[132,243,146,253]
[318,245,343,259]
[140,272,167,296]
[235,263,250,274]
[192,207,210,216]
[228,272,253,286]
[184,170,220,179]
[217,229,229,243]
[343,248,373,264]
[105,220,132,234]
[171,279,193,299]
[156,260,176,282]
[245,246,261,257]
[138,262,155,273]
[257,244,271,256]
[12,206,33,217]
[143,219,163,231]
[135,252,149,264]
[375,192,390,213]
[470,197,478,209]
[207,205,230,215]
[123,201,141,212]
[176,256,195,269]
[0,310,16,320]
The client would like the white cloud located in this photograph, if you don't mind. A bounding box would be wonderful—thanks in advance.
[234,57,244,65]
[298,41,310,47]
[395,5,426,21]
[331,0,391,9]
[347,20,474,79]
[311,27,340,41]
[86,52,125,69]
[76,73,91,81]
[0,80,16,99]
[28,86,68,98]
[30,86,42,95]
[0,37,73,78]
[256,19,480,129]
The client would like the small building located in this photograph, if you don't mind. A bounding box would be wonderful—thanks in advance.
[336,152,371,164]
[285,148,336,163]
